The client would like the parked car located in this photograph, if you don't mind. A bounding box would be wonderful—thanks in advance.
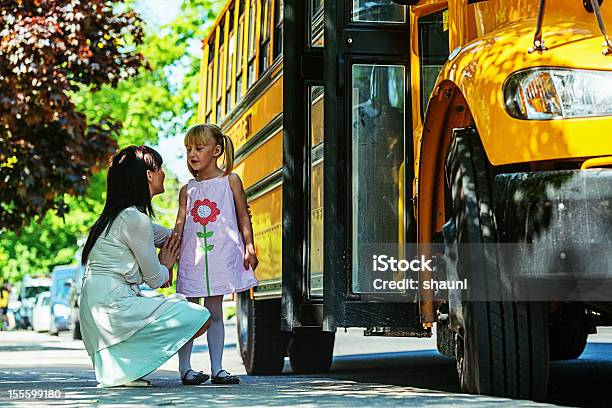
[31,291,51,332]
[17,276,51,329]
[49,265,79,336]
[69,264,85,340]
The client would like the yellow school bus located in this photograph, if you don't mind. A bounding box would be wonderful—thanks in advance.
[199,0,612,400]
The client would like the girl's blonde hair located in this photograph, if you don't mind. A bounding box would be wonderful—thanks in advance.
[184,124,235,177]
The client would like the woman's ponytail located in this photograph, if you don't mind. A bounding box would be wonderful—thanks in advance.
[222,134,234,176]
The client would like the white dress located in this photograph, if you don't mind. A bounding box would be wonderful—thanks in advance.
[177,176,258,297]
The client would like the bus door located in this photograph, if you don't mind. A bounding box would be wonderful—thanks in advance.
[281,0,325,331]
[323,0,418,331]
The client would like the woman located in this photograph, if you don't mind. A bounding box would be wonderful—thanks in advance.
[79,145,211,387]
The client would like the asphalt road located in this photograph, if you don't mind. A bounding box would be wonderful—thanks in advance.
[0,323,611,407]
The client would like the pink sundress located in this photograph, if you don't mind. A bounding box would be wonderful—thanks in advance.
[177,176,258,297]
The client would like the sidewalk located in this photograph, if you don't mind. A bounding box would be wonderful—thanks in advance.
[0,328,551,407]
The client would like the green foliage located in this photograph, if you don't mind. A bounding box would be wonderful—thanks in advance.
[0,0,224,284]
[163,0,223,128]
[0,0,147,231]
[0,171,106,282]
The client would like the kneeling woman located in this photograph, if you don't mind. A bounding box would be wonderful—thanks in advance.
[80,145,211,387]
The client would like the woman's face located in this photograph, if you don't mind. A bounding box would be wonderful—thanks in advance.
[147,166,165,197]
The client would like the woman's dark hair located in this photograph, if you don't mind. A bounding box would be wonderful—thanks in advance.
[81,145,163,265]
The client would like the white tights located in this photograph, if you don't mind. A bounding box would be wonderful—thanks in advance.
[178,295,225,378]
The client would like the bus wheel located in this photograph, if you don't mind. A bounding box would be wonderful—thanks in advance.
[549,323,588,360]
[446,127,549,400]
[288,327,335,374]
[236,292,289,375]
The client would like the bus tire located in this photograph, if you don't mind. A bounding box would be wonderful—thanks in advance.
[288,327,335,374]
[236,292,289,375]
[549,324,588,360]
[446,127,549,400]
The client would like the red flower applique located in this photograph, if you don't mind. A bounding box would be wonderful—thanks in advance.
[191,199,220,226]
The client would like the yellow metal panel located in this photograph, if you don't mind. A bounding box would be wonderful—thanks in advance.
[310,159,324,281]
[249,185,283,282]
[224,72,283,151]
[436,4,612,165]
[409,12,422,134]
[581,156,612,170]
[311,91,324,146]
[410,0,447,17]
[448,0,467,49]
[233,129,283,190]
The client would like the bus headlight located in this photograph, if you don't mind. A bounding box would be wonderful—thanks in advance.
[504,68,612,120]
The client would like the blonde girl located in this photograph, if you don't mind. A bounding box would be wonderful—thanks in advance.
[172,124,258,385]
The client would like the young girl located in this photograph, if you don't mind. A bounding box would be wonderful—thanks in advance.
[173,124,258,385]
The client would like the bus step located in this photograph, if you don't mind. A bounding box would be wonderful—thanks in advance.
[364,326,431,338]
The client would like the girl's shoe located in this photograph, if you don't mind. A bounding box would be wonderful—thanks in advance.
[181,369,210,385]
[211,369,240,385]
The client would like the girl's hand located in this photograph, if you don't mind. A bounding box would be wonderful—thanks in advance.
[159,233,180,271]
[244,244,258,271]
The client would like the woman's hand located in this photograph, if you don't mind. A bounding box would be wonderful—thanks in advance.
[243,243,259,271]
[161,268,173,289]
[159,233,180,272]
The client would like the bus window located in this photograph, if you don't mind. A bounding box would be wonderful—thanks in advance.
[247,0,258,87]
[351,64,405,293]
[273,0,282,60]
[259,0,271,75]
[217,23,225,120]
[418,10,449,119]
[309,85,324,297]
[236,0,245,102]
[226,8,236,113]
[206,40,215,122]
[351,0,405,23]
[311,0,323,47]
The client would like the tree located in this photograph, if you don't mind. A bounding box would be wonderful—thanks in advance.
[0,0,223,283]
[0,0,146,231]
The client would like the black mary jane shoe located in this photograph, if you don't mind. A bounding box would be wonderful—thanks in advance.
[211,369,240,385]
[181,369,210,385]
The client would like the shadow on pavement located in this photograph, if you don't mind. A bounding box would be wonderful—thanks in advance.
[0,365,533,407]
[327,344,612,408]
[2,338,612,406]
[547,343,612,408]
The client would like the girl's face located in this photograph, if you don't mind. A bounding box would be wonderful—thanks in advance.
[186,141,222,173]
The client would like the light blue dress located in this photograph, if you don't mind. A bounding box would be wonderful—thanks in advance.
[79,207,211,387]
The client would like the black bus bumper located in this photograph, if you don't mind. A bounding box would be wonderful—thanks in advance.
[494,169,612,300]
